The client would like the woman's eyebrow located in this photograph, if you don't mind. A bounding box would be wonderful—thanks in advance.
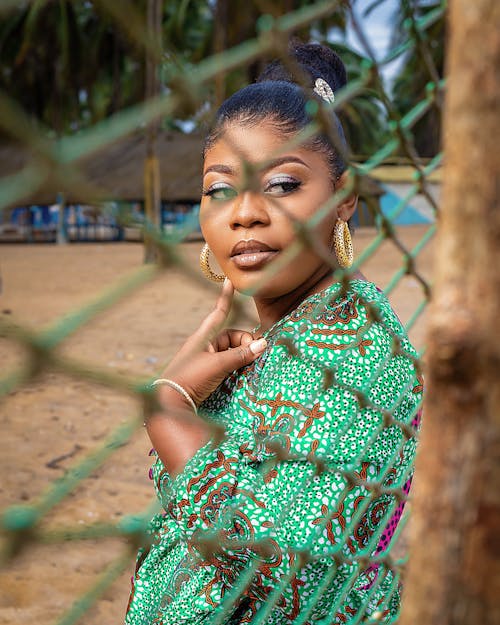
[262,156,311,171]
[204,156,310,177]
[203,164,236,176]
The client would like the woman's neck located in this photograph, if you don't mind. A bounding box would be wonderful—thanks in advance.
[253,267,334,334]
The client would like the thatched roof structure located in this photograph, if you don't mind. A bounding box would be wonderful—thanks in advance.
[0,130,383,208]
[0,131,204,207]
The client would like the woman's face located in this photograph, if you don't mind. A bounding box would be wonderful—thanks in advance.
[200,121,351,298]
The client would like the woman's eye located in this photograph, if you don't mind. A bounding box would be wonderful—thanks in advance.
[265,178,301,196]
[203,184,237,201]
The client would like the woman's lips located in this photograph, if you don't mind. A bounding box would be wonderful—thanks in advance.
[230,239,279,270]
[231,250,278,269]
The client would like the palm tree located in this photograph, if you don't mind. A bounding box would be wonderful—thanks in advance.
[0,1,144,135]
[0,0,387,157]
[165,1,383,157]
[207,0,348,105]
[323,42,389,159]
[390,0,446,156]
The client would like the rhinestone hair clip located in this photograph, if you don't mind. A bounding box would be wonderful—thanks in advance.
[313,77,335,104]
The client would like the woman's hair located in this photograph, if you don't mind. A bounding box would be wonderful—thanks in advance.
[204,40,349,185]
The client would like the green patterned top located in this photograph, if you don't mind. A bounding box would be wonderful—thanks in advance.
[125,279,422,625]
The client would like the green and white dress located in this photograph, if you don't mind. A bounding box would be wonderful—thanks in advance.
[125,279,422,625]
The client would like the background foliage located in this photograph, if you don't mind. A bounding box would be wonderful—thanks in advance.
[0,0,444,157]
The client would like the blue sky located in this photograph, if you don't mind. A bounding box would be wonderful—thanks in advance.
[348,0,399,58]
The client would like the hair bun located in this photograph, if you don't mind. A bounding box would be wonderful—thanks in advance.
[257,40,347,94]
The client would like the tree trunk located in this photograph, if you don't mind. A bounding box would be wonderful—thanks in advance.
[399,1,500,624]
[213,0,229,107]
[143,0,162,264]
[56,192,67,245]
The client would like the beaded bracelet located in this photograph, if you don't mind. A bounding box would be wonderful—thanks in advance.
[150,378,198,415]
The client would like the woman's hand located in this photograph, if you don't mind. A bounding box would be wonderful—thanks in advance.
[160,278,266,406]
[146,279,266,475]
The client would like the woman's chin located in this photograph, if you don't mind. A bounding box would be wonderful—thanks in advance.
[229,274,288,299]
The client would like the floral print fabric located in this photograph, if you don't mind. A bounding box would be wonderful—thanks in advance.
[125,279,422,625]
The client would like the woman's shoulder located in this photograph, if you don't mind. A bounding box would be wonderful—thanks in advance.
[203,279,419,425]
[272,279,414,358]
[239,279,412,402]
[259,279,421,406]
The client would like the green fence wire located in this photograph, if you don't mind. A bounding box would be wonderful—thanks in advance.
[0,1,444,623]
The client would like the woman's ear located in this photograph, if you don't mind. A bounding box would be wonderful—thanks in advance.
[335,170,358,221]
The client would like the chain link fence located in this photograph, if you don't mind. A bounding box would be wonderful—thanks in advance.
[0,1,448,623]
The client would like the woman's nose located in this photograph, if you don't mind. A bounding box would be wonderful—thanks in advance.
[229,192,270,230]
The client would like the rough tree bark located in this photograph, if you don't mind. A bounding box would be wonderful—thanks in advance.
[400,1,500,624]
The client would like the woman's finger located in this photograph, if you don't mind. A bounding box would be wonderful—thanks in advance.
[214,277,234,316]
[240,332,254,347]
[212,329,254,352]
[215,337,267,375]
[197,278,234,339]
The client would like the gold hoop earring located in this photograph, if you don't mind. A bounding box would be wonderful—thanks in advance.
[332,219,353,268]
[199,243,225,283]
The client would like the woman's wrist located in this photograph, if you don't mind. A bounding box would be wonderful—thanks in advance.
[143,378,198,428]
[153,383,196,416]
[151,378,198,414]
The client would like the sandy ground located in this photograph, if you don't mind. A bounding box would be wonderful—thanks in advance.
[0,227,433,625]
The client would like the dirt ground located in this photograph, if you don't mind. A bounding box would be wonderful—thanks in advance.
[0,227,433,625]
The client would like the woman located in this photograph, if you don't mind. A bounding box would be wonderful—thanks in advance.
[126,41,421,625]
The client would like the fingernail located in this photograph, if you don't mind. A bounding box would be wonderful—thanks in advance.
[223,277,230,287]
[249,338,267,354]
